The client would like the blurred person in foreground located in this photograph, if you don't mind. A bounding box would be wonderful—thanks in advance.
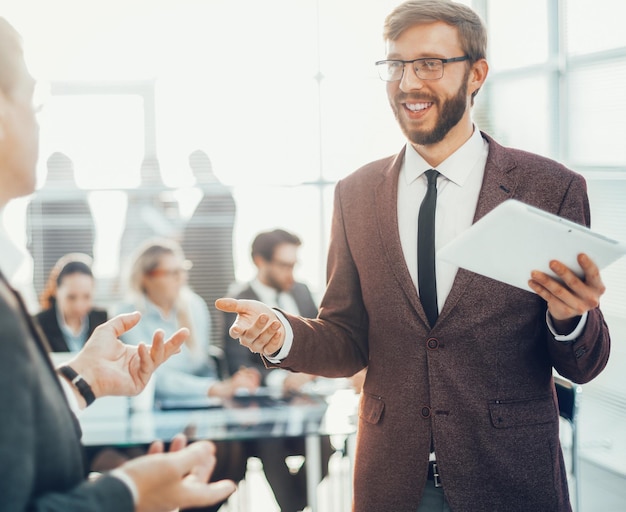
[216,1,611,511]
[0,16,235,511]
[35,253,107,352]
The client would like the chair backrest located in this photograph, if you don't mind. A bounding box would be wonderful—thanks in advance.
[554,374,582,512]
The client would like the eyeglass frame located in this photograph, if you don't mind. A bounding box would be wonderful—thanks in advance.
[374,55,470,82]
[146,259,193,278]
[269,258,298,271]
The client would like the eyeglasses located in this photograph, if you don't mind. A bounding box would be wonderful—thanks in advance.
[270,259,297,271]
[148,260,192,278]
[374,56,469,82]
[148,268,187,278]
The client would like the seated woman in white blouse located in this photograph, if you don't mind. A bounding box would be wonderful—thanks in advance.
[116,237,259,401]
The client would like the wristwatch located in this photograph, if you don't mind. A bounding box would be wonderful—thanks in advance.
[57,365,96,406]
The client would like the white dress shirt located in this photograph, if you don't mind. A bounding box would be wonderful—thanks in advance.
[399,126,487,309]
[250,278,301,315]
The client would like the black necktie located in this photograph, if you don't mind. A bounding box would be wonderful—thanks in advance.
[418,169,439,327]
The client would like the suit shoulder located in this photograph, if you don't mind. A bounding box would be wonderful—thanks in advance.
[34,307,56,323]
[234,284,259,301]
[486,133,581,181]
[340,154,398,187]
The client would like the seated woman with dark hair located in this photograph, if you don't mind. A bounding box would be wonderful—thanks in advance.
[35,253,107,352]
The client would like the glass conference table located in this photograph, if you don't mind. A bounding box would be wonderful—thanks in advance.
[79,386,359,511]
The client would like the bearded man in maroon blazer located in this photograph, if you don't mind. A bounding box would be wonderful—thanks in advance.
[217,1,611,511]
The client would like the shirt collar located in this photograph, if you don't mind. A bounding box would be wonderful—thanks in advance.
[143,297,177,321]
[55,303,89,339]
[250,278,281,307]
[0,216,28,281]
[403,126,484,187]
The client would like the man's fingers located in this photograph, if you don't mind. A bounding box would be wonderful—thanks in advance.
[578,253,606,294]
[180,480,237,510]
[169,433,188,453]
[215,298,238,313]
[137,342,153,379]
[163,328,189,357]
[547,257,603,311]
[102,311,142,338]
[148,439,165,455]
[188,450,216,483]
[170,441,216,476]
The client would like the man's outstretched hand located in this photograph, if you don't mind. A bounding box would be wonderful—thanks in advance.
[65,312,189,405]
[215,298,285,357]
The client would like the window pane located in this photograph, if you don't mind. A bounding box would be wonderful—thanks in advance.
[584,176,626,319]
[487,0,549,70]
[566,0,626,56]
[485,76,551,157]
[39,95,145,189]
[231,185,333,295]
[568,60,626,167]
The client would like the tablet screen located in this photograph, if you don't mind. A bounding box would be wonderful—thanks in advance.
[437,199,626,291]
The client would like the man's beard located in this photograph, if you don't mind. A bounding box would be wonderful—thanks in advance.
[266,273,292,293]
[393,72,469,146]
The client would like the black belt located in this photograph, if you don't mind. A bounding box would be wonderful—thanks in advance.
[427,460,442,488]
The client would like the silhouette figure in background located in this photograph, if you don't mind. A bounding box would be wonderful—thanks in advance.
[26,152,95,298]
[181,150,236,355]
[117,155,181,296]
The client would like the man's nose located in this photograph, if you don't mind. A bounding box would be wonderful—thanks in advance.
[399,63,425,92]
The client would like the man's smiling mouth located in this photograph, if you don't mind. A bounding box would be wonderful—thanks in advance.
[405,102,433,112]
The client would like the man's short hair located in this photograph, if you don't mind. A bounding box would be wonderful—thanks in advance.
[383,0,487,63]
[251,229,302,262]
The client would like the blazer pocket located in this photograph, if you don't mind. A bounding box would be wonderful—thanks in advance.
[488,394,557,429]
[359,392,385,424]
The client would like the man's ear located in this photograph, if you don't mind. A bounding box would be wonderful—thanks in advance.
[252,254,265,269]
[468,58,489,98]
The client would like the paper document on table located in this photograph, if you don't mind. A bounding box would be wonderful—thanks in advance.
[437,199,626,292]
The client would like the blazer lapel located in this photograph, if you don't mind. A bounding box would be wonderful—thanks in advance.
[438,133,519,322]
[374,146,431,325]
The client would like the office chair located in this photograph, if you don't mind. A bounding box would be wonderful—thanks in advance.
[554,375,583,512]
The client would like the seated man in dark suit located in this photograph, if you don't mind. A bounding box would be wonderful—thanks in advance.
[224,229,333,512]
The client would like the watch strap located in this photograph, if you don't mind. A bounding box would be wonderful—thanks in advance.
[57,365,96,406]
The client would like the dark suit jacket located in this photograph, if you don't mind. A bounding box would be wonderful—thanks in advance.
[224,281,317,380]
[0,273,133,511]
[35,304,108,352]
[274,133,611,512]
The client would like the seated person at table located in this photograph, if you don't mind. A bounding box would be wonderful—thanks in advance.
[224,229,334,512]
[117,238,259,401]
[116,238,258,511]
[35,253,107,352]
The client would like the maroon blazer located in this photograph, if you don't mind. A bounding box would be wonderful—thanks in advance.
[276,133,610,512]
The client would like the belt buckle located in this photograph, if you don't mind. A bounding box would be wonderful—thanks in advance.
[432,462,442,488]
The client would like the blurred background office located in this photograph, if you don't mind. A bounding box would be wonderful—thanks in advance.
[1,0,625,510]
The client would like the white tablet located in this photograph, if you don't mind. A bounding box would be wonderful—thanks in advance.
[437,199,626,292]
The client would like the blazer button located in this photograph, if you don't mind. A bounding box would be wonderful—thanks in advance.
[421,406,431,418]
[427,337,439,350]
